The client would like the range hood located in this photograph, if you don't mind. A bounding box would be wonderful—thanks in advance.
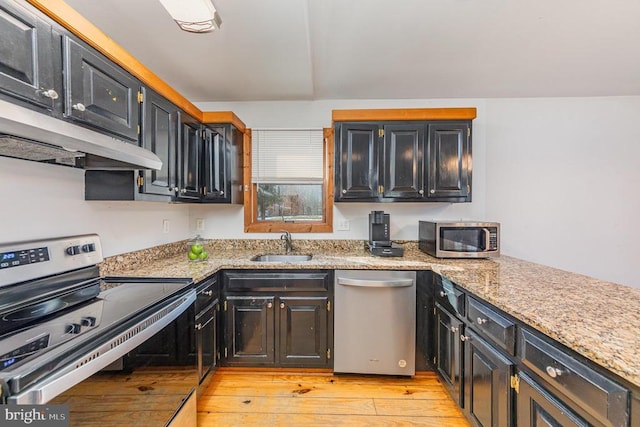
[0,99,162,170]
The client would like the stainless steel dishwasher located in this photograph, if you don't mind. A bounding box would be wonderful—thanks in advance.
[334,270,416,376]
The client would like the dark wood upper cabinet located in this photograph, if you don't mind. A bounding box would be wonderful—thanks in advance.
[176,112,202,201]
[63,35,140,142]
[201,124,243,204]
[335,123,379,199]
[427,122,471,201]
[382,123,425,199]
[0,1,60,111]
[334,120,471,202]
[140,88,178,197]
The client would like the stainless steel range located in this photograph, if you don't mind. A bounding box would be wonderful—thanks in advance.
[0,234,195,404]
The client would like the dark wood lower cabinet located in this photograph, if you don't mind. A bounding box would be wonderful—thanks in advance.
[517,372,589,427]
[224,296,275,365]
[435,302,464,406]
[464,329,513,427]
[279,296,329,367]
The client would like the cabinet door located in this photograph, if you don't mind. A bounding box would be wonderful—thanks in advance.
[201,127,227,201]
[0,1,58,110]
[335,123,379,200]
[415,289,434,370]
[517,373,589,427]
[225,296,275,365]
[140,88,178,197]
[427,122,471,201]
[278,296,329,367]
[435,303,464,406]
[464,329,513,427]
[382,123,425,199]
[196,300,217,382]
[63,36,140,141]
[176,114,201,200]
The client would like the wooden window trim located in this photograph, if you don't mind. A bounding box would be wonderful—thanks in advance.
[244,128,333,233]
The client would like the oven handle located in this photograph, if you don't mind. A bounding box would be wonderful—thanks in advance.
[7,289,196,404]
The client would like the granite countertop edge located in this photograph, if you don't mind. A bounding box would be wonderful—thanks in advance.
[99,239,640,390]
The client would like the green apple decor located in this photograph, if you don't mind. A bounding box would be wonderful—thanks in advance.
[187,236,208,262]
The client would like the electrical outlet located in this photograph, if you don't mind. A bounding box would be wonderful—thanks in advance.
[196,218,205,232]
[162,219,170,234]
[336,220,350,231]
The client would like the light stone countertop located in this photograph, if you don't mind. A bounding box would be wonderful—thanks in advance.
[99,239,640,390]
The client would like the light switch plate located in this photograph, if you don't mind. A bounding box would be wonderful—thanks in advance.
[336,220,350,231]
[196,218,205,231]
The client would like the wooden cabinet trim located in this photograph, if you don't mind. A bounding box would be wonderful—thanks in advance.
[202,112,246,132]
[332,108,477,122]
[25,0,242,125]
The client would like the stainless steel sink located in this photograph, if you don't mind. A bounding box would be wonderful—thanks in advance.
[250,254,313,262]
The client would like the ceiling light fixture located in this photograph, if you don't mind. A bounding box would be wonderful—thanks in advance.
[157,0,222,33]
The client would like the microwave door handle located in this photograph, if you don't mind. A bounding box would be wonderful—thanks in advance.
[482,228,491,251]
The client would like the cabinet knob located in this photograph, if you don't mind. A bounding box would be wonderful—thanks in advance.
[439,291,447,297]
[195,323,203,331]
[460,335,471,342]
[430,189,436,194]
[342,189,347,194]
[419,189,424,195]
[476,317,488,325]
[267,302,273,309]
[220,191,225,196]
[180,189,187,194]
[545,366,563,378]
[42,89,59,100]
[450,326,458,334]
[280,302,285,309]
[72,103,86,112]
[203,290,213,296]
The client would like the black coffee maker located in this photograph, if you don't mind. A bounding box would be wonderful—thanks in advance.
[367,210,404,257]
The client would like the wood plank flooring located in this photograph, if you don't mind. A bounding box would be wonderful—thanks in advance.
[197,369,470,426]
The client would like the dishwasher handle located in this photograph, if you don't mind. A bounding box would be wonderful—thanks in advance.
[337,277,414,288]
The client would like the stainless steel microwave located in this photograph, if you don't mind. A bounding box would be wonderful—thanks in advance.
[419,221,500,258]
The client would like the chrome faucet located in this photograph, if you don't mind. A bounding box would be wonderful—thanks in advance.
[280,231,293,253]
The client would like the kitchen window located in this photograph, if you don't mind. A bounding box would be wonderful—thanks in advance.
[244,128,333,233]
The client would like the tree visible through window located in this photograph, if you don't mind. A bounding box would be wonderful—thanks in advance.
[245,128,333,233]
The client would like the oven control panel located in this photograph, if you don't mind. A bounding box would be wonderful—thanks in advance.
[0,234,103,288]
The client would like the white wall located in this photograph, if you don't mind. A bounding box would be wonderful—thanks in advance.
[0,157,190,256]
[194,97,640,288]
[191,98,487,241]
[484,97,640,288]
[2,96,637,288]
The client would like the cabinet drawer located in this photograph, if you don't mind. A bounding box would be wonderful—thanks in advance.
[434,275,464,317]
[467,297,516,356]
[196,275,218,313]
[224,271,330,292]
[519,328,629,427]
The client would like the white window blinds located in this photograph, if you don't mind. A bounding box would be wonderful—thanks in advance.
[251,129,324,183]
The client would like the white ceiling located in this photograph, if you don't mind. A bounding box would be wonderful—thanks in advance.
[64,0,640,103]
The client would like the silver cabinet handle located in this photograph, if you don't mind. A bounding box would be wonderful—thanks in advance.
[280,302,285,309]
[338,278,414,288]
[267,302,273,309]
[439,291,447,297]
[546,366,563,378]
[72,103,86,111]
[476,317,488,325]
[42,89,59,100]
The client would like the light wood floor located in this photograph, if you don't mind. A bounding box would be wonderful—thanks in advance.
[197,369,470,426]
